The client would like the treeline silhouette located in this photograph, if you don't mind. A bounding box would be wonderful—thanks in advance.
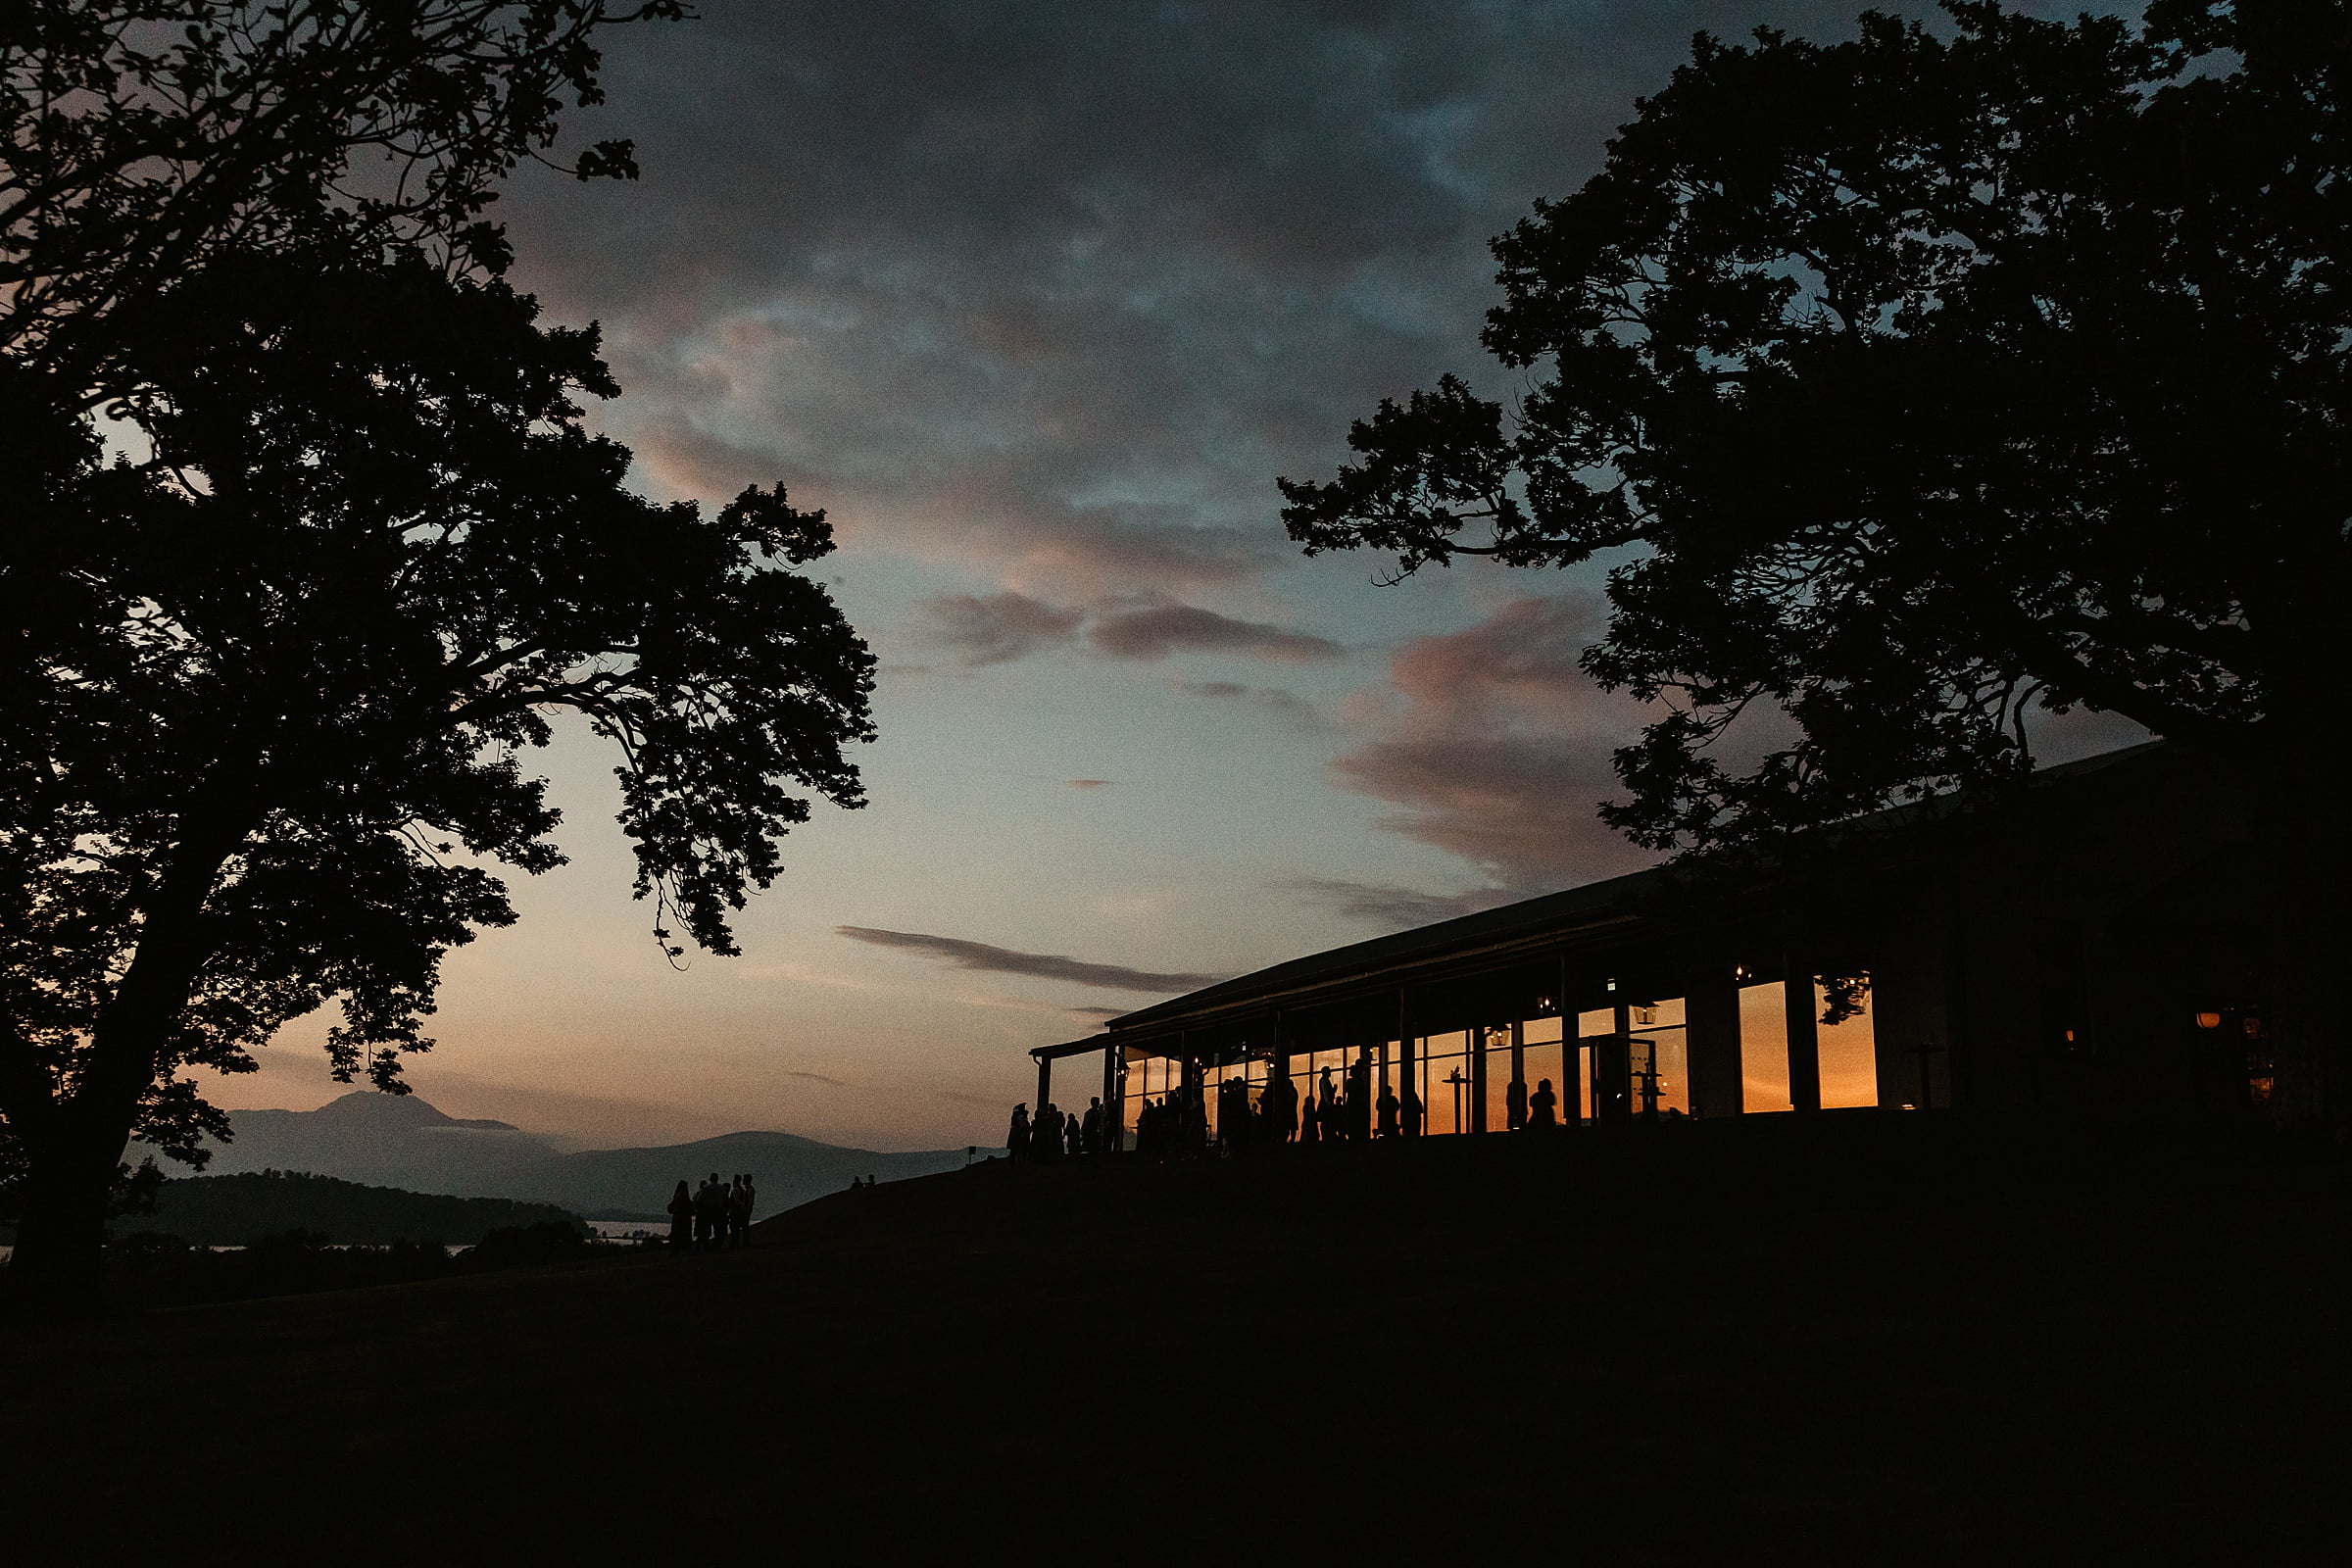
[102,1220,609,1309]
[140,1170,588,1247]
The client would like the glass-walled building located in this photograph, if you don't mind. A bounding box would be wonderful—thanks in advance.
[1031,743,2284,1141]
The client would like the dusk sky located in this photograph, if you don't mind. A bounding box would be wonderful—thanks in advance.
[208,0,2142,1150]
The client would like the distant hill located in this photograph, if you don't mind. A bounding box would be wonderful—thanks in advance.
[163,1093,986,1222]
[142,1171,587,1247]
[190,1093,561,1198]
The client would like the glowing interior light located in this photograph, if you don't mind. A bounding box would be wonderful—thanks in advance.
[2194,1010,2223,1030]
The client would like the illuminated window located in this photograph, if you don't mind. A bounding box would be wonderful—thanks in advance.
[1740,983,1792,1111]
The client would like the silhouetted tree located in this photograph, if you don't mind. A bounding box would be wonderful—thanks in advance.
[1,1,683,406]
[1,253,874,1302]
[1281,2,2352,1113]
[0,5,870,1308]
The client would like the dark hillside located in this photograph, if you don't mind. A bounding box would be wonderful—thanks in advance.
[8,1114,2347,1562]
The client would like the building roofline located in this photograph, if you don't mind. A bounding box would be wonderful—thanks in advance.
[1032,739,2180,1061]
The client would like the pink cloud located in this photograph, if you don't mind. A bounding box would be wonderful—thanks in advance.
[1089,602,1341,662]
[1328,595,1657,891]
[914,590,1085,665]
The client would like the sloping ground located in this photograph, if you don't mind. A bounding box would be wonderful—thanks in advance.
[6,1114,2347,1563]
[539,1130,971,1216]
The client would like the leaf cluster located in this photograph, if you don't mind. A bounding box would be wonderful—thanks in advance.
[0,0,687,402]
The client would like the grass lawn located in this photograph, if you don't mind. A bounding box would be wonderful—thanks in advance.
[5,1112,2345,1563]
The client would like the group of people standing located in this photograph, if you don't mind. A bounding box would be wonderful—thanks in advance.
[1004,1098,1114,1163]
[1010,1048,1569,1164]
[666,1172,756,1251]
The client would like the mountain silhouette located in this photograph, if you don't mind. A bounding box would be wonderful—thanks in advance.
[172,1093,983,1218]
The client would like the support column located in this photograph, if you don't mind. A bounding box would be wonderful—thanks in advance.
[1271,1011,1295,1142]
[1035,1054,1053,1117]
[1469,1022,1489,1134]
[1785,951,1823,1113]
[1102,1045,1118,1150]
[1597,995,1634,1120]
[1685,948,1743,1119]
[1397,989,1419,1137]
[1508,1017,1527,1131]
[1558,952,1581,1129]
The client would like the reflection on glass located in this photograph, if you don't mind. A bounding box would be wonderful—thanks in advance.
[1629,997,1690,1115]
[1480,1025,1513,1131]
[1818,982,1878,1108]
[1420,1041,1467,1136]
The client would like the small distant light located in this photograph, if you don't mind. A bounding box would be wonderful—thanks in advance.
[1606,978,1618,993]
[2194,1010,2223,1030]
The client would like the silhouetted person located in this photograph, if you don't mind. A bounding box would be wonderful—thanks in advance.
[666,1179,693,1253]
[1065,1109,1083,1156]
[1081,1097,1102,1155]
[1507,1075,1528,1131]
[1527,1076,1558,1128]
[1007,1102,1030,1163]
[693,1171,726,1250]
[1262,1073,1297,1143]
[1348,1051,1373,1141]
[729,1173,754,1247]
[1400,1084,1424,1138]
[1377,1083,1399,1139]
[1032,1102,1061,1162]
[1316,1066,1337,1139]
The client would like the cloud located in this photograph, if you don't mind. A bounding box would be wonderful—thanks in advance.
[1274,877,1520,929]
[1327,594,1658,890]
[914,590,1083,665]
[781,1070,848,1088]
[1089,603,1342,662]
[503,3,1933,607]
[1168,676,1326,727]
[1067,778,1113,790]
[836,926,1226,994]
[912,591,1338,669]
[1069,1005,1127,1022]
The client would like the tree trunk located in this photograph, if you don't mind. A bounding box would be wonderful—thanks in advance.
[6,1117,135,1315]
[4,808,245,1314]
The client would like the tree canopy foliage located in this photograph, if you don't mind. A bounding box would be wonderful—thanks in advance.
[2,0,683,401]
[1281,0,2350,854]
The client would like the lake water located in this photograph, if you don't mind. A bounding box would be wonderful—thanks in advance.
[0,1220,669,1262]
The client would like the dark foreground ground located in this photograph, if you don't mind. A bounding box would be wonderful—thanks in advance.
[5,1111,2347,1563]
